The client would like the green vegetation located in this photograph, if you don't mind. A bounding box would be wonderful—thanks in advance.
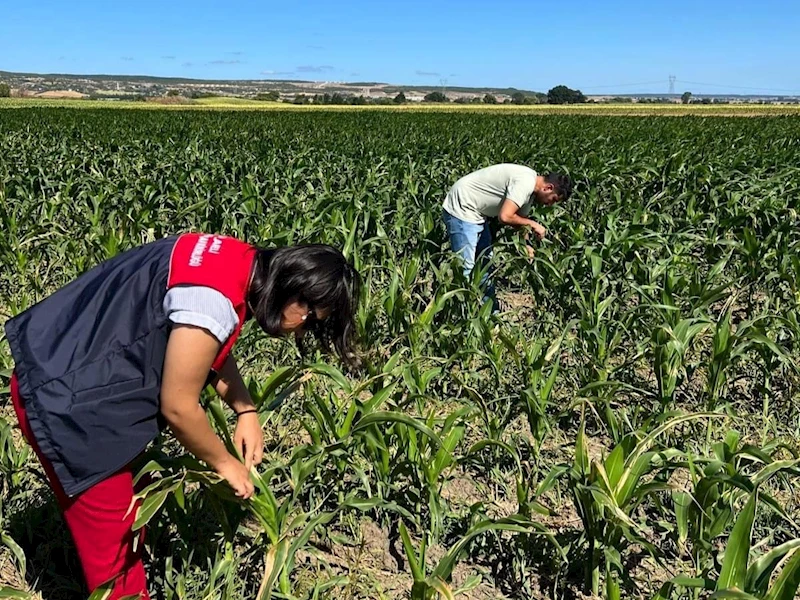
[424,91,449,103]
[1,109,799,599]
[4,97,800,115]
[255,91,280,102]
[547,85,587,104]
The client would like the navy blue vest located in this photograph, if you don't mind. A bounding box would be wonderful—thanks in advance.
[5,236,178,497]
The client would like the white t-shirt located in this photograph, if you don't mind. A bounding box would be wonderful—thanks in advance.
[442,163,537,224]
[163,286,239,344]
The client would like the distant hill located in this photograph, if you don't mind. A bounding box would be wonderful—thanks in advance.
[0,69,544,98]
[1,70,796,102]
[0,69,316,86]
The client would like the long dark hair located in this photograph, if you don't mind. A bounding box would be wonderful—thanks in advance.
[248,245,361,363]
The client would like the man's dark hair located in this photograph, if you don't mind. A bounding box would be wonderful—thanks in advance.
[544,172,573,201]
[249,245,361,364]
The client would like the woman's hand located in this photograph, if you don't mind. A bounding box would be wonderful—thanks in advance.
[216,456,255,499]
[234,412,264,470]
[213,356,264,470]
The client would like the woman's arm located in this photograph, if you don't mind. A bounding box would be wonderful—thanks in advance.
[213,355,264,469]
[160,324,254,499]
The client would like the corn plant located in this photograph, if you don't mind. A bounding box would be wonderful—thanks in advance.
[544,412,719,598]
[670,431,800,582]
[0,415,29,587]
[656,489,800,600]
[2,108,800,599]
[129,452,383,599]
[398,515,560,600]
[705,304,797,416]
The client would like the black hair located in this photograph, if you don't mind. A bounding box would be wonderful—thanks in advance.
[543,172,573,201]
[249,245,361,364]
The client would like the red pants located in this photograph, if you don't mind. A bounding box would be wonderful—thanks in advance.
[10,373,150,600]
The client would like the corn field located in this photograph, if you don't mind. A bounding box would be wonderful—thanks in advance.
[1,108,799,600]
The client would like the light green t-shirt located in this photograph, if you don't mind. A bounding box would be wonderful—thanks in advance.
[442,163,537,224]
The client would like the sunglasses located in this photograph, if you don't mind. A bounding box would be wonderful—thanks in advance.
[302,306,323,331]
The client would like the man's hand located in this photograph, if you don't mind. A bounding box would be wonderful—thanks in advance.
[499,199,546,242]
[216,456,255,499]
[233,412,264,470]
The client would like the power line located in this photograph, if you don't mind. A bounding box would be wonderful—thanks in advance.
[576,79,799,95]
[676,79,800,94]
[580,80,665,90]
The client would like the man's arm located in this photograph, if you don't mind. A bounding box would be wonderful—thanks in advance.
[497,199,546,240]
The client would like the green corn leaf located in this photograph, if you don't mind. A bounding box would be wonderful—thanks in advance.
[453,573,482,595]
[416,289,466,329]
[537,465,571,496]
[308,363,352,393]
[764,548,800,600]
[361,381,397,414]
[399,521,425,582]
[747,539,800,596]
[605,443,626,490]
[606,569,621,600]
[132,459,167,485]
[428,577,455,600]
[576,380,655,398]
[618,413,720,495]
[673,491,692,544]
[710,506,735,539]
[432,515,561,582]
[652,576,714,599]
[575,419,590,474]
[86,579,115,600]
[748,331,798,366]
[467,439,521,472]
[616,451,657,507]
[0,533,26,578]
[352,412,443,448]
[0,587,34,599]
[337,400,359,439]
[252,366,296,406]
[717,489,758,591]
[129,472,182,500]
[264,376,307,411]
[709,591,760,599]
[752,459,800,487]
[382,349,406,375]
[256,539,288,600]
[132,487,172,531]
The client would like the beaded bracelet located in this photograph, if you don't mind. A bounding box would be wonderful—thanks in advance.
[236,409,258,417]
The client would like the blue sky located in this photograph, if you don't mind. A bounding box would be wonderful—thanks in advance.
[3,0,799,94]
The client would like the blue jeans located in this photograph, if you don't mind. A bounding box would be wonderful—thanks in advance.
[442,210,498,310]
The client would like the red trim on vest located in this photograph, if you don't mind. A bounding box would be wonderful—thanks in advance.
[167,233,256,372]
